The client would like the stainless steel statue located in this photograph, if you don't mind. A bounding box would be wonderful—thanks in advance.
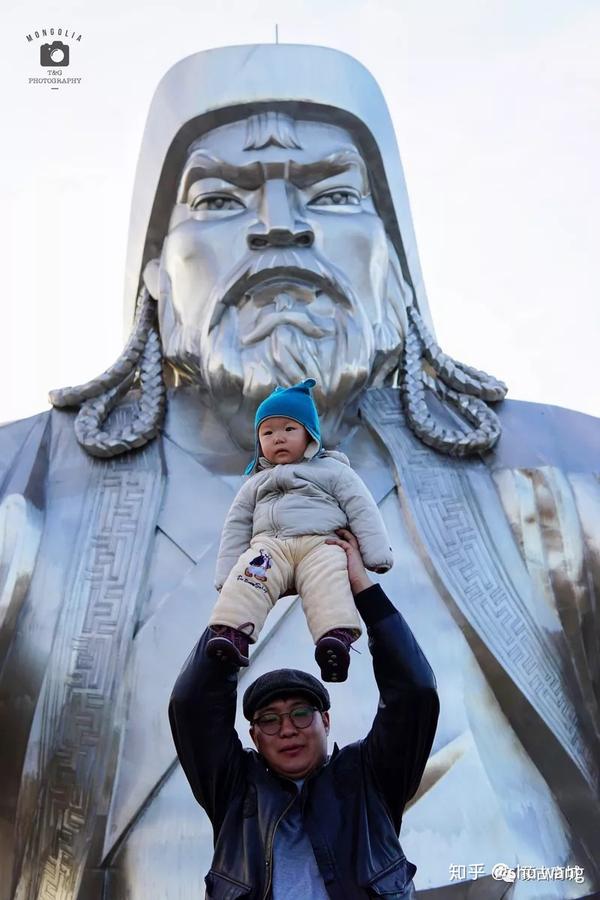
[1,45,599,899]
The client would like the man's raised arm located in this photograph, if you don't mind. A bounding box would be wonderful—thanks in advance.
[168,629,245,828]
[357,583,439,829]
[327,529,439,831]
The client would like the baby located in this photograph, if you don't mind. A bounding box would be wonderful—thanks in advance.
[208,378,393,682]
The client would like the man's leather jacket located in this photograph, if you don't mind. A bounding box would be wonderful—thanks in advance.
[169,584,439,899]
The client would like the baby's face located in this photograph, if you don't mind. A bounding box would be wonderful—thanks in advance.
[258,418,310,465]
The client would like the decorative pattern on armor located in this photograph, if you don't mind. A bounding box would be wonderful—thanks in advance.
[361,388,598,791]
[13,436,164,900]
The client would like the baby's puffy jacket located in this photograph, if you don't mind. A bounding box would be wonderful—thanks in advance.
[215,450,393,590]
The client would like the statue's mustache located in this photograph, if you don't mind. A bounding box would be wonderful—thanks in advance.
[205,248,355,333]
[240,306,336,346]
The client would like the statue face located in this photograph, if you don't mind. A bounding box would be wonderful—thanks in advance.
[151,114,408,447]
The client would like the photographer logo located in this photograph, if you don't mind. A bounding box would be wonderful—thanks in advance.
[40,40,69,67]
[25,27,83,89]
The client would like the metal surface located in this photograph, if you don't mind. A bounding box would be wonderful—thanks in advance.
[48,45,506,459]
[1,44,599,899]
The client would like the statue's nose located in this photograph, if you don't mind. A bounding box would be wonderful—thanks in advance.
[247,180,314,250]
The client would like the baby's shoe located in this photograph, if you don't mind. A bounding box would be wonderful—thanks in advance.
[315,628,357,682]
[206,622,255,668]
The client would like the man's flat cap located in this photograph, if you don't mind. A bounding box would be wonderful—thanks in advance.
[243,669,330,721]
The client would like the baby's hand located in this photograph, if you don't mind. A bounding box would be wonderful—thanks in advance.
[326,529,372,595]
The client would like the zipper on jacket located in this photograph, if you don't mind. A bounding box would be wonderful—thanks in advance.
[269,468,287,538]
[269,494,280,538]
[262,792,296,900]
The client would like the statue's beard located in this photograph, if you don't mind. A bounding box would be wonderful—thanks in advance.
[160,257,403,449]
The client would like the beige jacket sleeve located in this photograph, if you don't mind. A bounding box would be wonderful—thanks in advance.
[334,466,394,573]
[214,479,256,590]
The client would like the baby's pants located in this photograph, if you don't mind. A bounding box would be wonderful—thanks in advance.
[210,534,362,643]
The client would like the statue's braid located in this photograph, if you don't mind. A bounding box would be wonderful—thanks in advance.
[400,305,506,456]
[408,306,507,402]
[137,326,166,429]
[49,286,155,408]
[51,286,166,458]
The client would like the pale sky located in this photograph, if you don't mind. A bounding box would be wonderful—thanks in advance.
[2,0,599,424]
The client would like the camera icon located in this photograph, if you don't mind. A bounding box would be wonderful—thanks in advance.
[40,41,70,67]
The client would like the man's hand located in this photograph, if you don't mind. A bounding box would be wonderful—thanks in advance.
[326,529,373,596]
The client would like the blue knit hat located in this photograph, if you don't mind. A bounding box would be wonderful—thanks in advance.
[245,378,321,475]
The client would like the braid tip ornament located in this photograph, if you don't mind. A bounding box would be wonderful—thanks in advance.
[400,305,507,457]
[50,286,166,458]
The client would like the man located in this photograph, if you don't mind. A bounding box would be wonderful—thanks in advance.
[169,531,439,898]
[1,44,599,898]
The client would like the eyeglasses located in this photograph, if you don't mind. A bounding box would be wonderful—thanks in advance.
[252,705,318,735]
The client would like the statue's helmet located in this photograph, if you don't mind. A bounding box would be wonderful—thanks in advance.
[123,43,434,334]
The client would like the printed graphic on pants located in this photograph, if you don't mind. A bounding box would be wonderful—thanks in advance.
[244,550,272,582]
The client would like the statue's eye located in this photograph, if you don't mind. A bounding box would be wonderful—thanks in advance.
[309,189,360,207]
[190,194,245,211]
